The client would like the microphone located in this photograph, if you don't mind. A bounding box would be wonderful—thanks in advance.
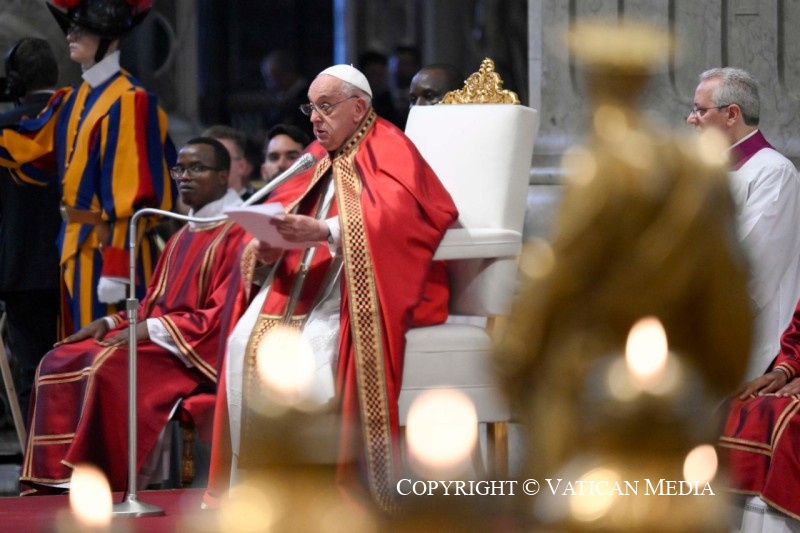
[242,152,317,206]
[126,154,317,252]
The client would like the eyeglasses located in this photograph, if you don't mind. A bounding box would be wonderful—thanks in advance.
[299,95,357,117]
[169,164,222,180]
[689,104,731,117]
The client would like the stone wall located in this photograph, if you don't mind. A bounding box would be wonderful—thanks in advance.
[525,0,800,239]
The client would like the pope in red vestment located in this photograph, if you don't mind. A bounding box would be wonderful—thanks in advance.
[204,66,457,512]
[20,138,250,494]
[719,297,800,520]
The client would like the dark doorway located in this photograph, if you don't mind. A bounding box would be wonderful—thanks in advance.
[196,0,333,141]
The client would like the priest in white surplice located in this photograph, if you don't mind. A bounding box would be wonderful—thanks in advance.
[690,67,800,532]
[688,67,800,381]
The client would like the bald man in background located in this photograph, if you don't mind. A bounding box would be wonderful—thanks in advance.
[408,63,463,107]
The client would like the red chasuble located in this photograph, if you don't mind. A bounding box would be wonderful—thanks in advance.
[20,219,248,494]
[719,299,800,519]
[206,111,457,511]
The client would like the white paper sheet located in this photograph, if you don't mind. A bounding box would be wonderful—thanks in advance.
[225,203,319,249]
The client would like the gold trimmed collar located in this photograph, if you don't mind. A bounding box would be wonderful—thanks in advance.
[332,109,377,160]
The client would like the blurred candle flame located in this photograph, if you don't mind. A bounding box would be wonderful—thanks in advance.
[683,444,718,484]
[406,389,478,479]
[69,464,112,530]
[256,326,315,407]
[625,316,668,389]
[218,481,279,532]
[562,146,598,187]
[569,466,621,522]
[519,238,556,280]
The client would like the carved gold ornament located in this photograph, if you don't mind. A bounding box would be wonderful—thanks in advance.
[441,58,520,104]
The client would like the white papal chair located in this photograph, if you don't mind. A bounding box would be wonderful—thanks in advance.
[399,69,538,477]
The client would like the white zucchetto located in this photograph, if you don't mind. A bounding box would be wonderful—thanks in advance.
[318,64,373,98]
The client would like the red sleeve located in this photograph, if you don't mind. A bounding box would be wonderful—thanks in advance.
[774,299,800,378]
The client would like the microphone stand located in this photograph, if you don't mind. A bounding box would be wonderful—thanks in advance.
[113,152,317,518]
[113,208,226,518]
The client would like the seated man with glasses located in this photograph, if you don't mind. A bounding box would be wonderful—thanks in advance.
[204,64,457,511]
[688,67,800,381]
[20,137,248,495]
[693,68,800,528]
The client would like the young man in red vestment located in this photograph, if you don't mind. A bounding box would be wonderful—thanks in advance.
[204,64,457,511]
[20,137,249,494]
[720,301,800,527]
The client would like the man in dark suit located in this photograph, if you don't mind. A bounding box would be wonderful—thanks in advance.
[0,37,61,421]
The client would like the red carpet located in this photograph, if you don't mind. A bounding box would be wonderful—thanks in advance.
[0,488,211,532]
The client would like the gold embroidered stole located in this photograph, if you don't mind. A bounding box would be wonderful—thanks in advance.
[239,111,396,511]
[240,156,335,463]
[333,137,396,511]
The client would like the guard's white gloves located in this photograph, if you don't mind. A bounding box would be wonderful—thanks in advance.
[97,276,128,303]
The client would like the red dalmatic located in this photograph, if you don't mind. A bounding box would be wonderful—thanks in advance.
[21,220,248,493]
[719,298,800,519]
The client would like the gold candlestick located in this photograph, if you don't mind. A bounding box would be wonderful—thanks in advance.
[494,20,752,532]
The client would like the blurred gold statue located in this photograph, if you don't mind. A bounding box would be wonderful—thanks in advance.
[494,21,752,532]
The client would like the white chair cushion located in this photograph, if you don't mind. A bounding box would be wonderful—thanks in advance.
[448,256,519,316]
[433,228,522,260]
[398,386,510,424]
[403,324,493,387]
[400,324,509,423]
